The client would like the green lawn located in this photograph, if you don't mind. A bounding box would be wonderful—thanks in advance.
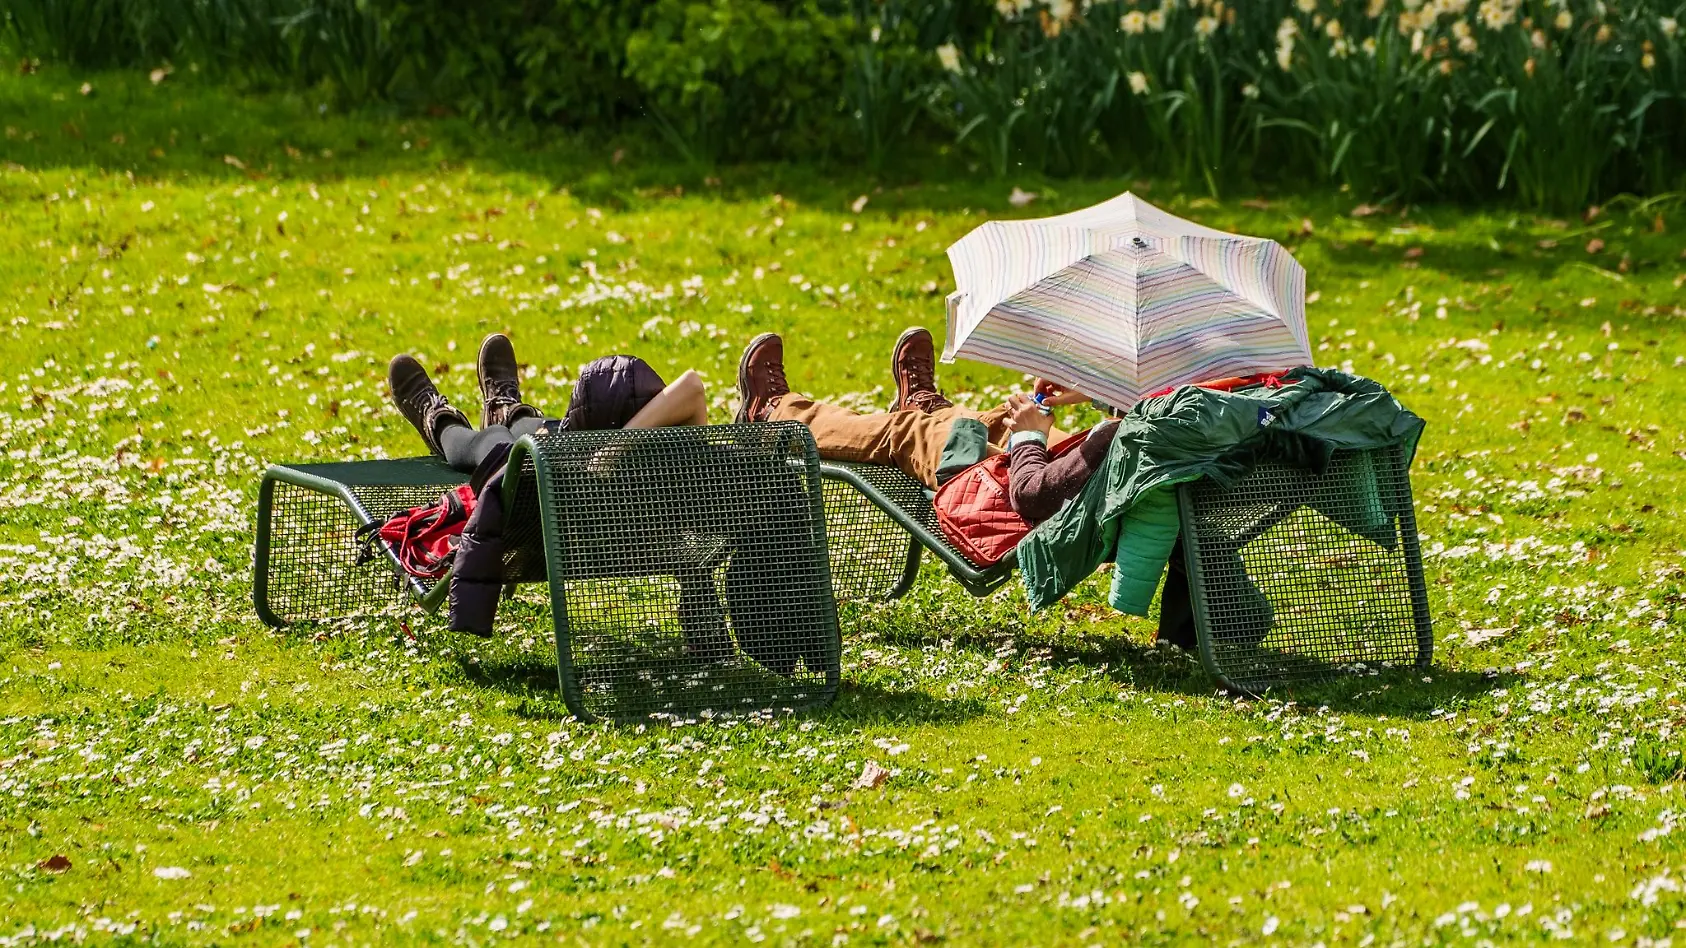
[4,68,1686,946]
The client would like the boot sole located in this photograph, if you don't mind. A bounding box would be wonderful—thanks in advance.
[736,332,779,424]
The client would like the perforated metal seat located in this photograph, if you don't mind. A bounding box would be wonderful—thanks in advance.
[815,444,1432,691]
[818,461,1016,599]
[254,423,841,722]
[503,424,840,722]
[1177,443,1432,691]
[254,457,466,626]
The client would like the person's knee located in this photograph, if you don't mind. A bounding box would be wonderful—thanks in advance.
[672,369,704,397]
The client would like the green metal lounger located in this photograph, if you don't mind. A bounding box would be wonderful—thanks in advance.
[817,461,1016,600]
[255,422,841,722]
[812,443,1433,693]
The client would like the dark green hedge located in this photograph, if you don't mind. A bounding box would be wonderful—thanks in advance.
[4,0,1684,208]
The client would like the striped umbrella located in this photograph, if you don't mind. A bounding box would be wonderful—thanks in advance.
[942,191,1312,409]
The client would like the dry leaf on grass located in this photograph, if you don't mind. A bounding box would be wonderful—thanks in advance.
[853,761,890,791]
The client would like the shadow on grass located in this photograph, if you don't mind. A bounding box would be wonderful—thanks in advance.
[869,616,1511,719]
[829,679,988,726]
[452,646,989,726]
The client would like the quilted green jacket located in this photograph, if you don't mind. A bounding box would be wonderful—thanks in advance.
[1016,367,1425,614]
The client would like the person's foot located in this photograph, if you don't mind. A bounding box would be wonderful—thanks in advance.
[388,355,470,457]
[735,333,790,424]
[476,333,542,429]
[891,327,953,412]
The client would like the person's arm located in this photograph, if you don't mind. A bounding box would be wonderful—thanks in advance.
[1006,415,1119,524]
[1001,394,1066,524]
[626,369,708,428]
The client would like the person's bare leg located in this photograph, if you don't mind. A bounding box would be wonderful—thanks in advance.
[625,369,707,428]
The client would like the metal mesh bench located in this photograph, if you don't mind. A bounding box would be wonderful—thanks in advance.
[818,461,1016,599]
[254,422,841,722]
[815,443,1432,692]
[1178,443,1432,691]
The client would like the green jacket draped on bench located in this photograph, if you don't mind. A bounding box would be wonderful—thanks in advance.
[1017,367,1426,614]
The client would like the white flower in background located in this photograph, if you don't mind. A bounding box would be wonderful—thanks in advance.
[1362,35,1378,54]
[1458,33,1478,52]
[1642,51,1656,68]
[1128,71,1151,94]
[1325,18,1343,38]
[1048,0,1075,23]
[1296,0,1317,12]
[937,43,962,73]
[1275,17,1299,70]
[1531,28,1547,47]
[1196,15,1220,36]
[1478,0,1518,30]
[153,867,191,879]
[1121,10,1147,33]
[1662,17,1678,37]
[1555,9,1573,29]
[1147,9,1167,30]
[1242,82,1260,99]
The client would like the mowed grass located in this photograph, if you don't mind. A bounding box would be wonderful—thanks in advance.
[3,67,1686,946]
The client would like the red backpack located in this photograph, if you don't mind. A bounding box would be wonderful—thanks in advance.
[356,484,477,579]
[933,432,1089,567]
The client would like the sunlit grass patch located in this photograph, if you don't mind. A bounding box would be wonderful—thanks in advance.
[2,68,1686,945]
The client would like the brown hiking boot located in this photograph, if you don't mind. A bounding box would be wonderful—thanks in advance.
[735,333,790,424]
[388,355,470,457]
[477,333,542,429]
[890,326,952,412]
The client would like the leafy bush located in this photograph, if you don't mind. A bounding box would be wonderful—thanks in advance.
[374,0,651,124]
[3,0,1683,206]
[624,0,852,162]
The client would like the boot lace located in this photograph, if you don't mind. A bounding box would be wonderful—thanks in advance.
[759,356,790,399]
[900,349,951,411]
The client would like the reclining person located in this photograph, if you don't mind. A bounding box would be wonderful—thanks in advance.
[734,329,1109,521]
[733,329,1208,646]
[736,329,1422,653]
[387,332,707,474]
[385,333,714,641]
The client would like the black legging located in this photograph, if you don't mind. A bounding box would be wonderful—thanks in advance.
[439,416,556,473]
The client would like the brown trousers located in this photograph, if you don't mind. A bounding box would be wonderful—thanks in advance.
[770,395,1013,489]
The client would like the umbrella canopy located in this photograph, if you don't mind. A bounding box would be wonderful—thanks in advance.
[943,192,1313,410]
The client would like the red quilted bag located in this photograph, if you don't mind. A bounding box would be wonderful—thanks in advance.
[933,432,1088,567]
[356,483,477,579]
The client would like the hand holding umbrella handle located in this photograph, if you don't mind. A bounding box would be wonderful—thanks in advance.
[1032,378,1090,407]
[1004,394,1056,437]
